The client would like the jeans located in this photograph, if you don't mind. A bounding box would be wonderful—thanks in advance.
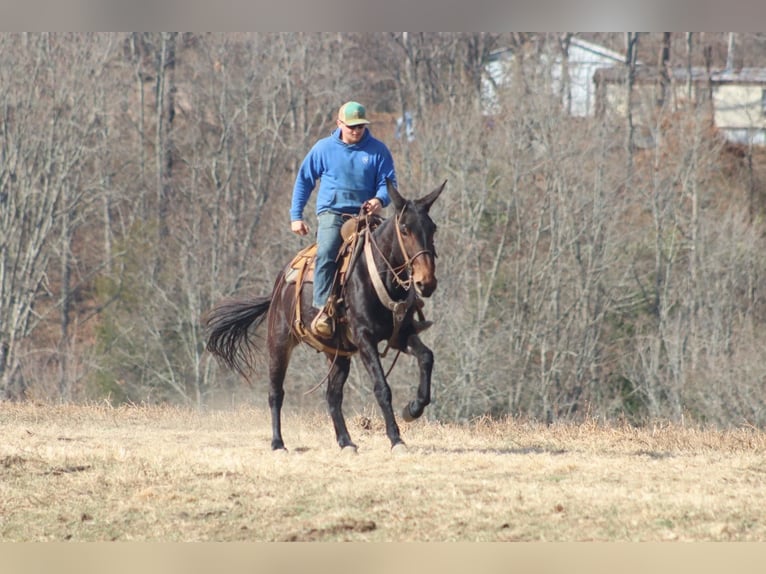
[313,211,345,309]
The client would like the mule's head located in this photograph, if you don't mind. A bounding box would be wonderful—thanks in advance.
[387,179,446,298]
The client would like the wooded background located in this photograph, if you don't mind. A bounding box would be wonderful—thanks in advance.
[3,32,766,426]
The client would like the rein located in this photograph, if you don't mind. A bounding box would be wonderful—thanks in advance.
[364,232,417,324]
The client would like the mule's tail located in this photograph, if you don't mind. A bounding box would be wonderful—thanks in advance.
[203,295,272,378]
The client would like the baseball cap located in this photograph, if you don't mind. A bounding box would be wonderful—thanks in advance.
[338,101,370,126]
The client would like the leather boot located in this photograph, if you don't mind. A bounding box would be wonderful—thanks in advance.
[311,309,334,337]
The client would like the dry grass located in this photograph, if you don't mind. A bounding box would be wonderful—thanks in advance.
[2,402,766,541]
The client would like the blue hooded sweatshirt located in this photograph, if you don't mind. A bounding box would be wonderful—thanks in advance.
[290,127,396,221]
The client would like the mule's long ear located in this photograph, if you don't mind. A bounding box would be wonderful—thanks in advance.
[386,178,406,212]
[417,179,447,212]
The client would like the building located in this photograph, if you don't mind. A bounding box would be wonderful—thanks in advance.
[483,37,625,117]
[484,35,766,146]
[593,65,766,146]
[710,68,766,145]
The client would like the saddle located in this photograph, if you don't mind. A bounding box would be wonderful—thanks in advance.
[284,216,372,286]
[284,215,381,354]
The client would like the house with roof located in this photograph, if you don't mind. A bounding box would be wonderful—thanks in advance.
[483,35,766,145]
[483,37,626,117]
[593,65,766,146]
[710,68,766,145]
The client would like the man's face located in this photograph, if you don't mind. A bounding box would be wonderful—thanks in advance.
[338,120,367,144]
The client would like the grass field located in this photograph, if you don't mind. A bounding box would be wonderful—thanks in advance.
[2,402,766,542]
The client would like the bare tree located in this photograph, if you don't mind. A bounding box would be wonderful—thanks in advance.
[0,33,112,399]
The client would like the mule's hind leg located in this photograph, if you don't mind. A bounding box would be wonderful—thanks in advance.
[267,323,296,451]
[325,356,357,450]
[268,358,288,450]
[401,334,434,422]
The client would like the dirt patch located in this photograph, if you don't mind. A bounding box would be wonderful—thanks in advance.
[1,454,27,468]
[283,518,377,541]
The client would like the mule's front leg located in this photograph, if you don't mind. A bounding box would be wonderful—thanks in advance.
[402,334,434,422]
[357,341,404,449]
[326,356,357,450]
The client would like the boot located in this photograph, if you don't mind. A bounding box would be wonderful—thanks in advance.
[311,309,334,338]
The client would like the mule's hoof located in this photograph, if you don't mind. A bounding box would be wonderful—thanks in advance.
[402,403,423,422]
[341,445,359,456]
[391,442,408,455]
[272,447,289,455]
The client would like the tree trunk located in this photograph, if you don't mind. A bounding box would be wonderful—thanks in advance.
[156,32,177,246]
[624,32,639,183]
[658,32,671,108]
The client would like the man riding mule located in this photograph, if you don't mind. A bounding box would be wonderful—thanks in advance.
[204,174,447,452]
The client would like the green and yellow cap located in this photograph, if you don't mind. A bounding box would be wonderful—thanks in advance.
[338,101,370,126]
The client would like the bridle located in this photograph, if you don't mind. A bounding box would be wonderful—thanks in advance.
[361,206,434,351]
[368,206,434,292]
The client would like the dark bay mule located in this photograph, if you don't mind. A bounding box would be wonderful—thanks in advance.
[204,180,446,451]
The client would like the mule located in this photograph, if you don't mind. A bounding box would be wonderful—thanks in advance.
[204,179,446,451]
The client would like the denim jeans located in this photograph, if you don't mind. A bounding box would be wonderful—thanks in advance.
[313,212,345,309]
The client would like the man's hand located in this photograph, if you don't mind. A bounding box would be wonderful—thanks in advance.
[363,198,383,215]
[291,220,309,236]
